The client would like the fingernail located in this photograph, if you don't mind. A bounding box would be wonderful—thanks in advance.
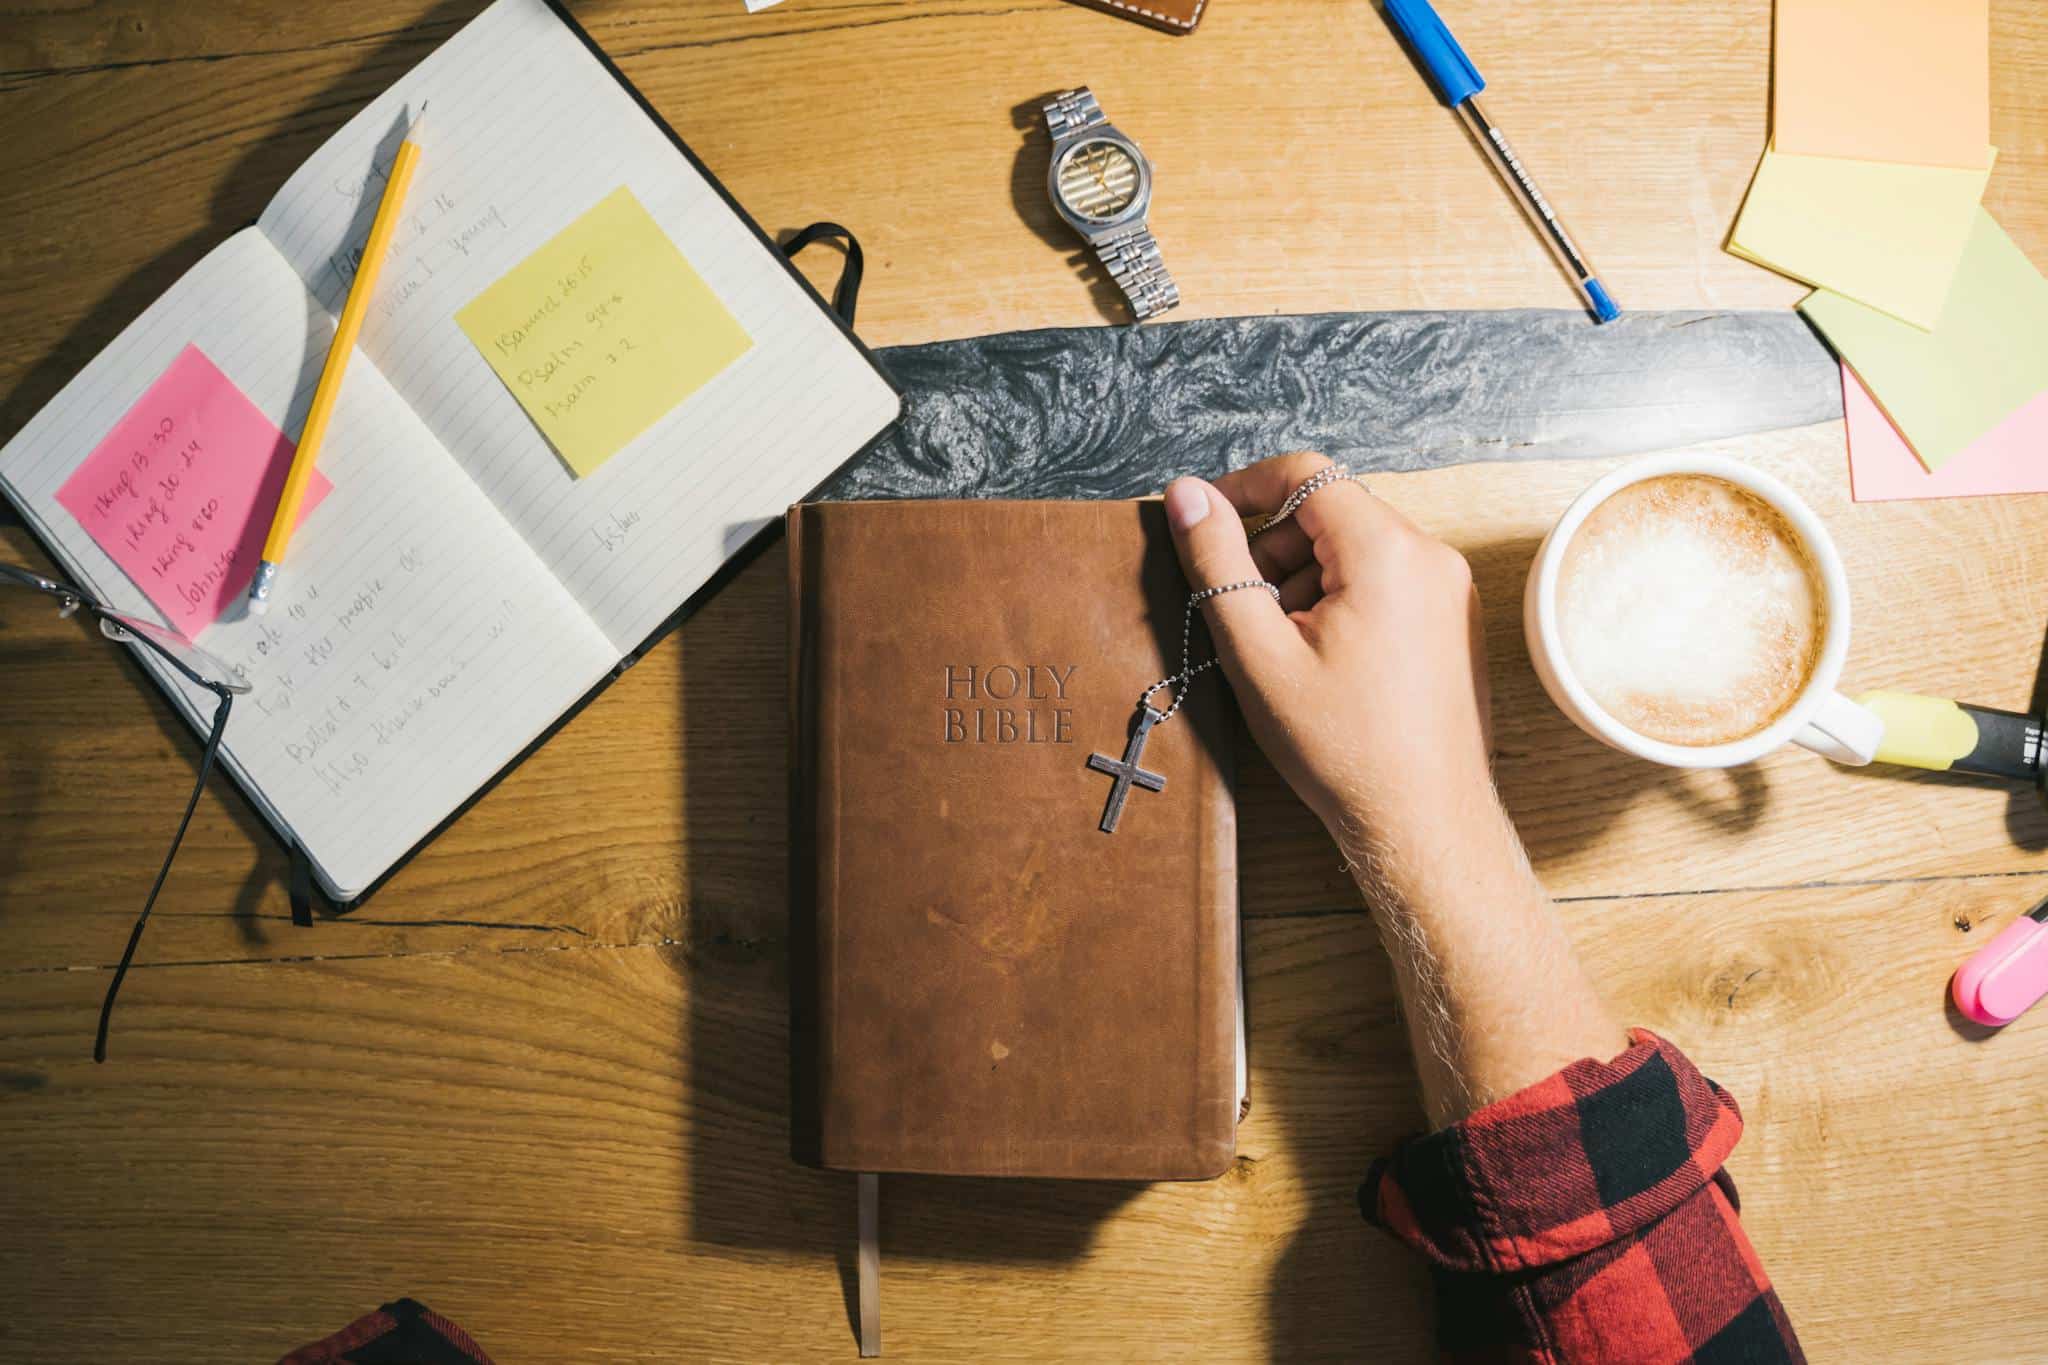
[1165,479,1210,531]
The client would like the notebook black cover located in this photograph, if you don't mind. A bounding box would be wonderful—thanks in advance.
[5,0,900,915]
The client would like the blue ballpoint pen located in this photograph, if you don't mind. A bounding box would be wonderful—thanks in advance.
[1383,0,1621,323]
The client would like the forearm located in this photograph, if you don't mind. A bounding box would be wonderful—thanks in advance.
[1158,457,1798,1361]
[1332,779,1626,1128]
[1345,769,1800,1363]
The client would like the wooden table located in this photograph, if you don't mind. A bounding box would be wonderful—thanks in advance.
[4,2,2046,1359]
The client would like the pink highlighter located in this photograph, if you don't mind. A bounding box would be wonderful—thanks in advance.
[1953,896,2048,1027]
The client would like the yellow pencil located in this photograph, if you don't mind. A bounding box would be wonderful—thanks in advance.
[247,107,427,615]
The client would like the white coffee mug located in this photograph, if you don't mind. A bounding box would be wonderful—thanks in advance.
[1523,453,1884,770]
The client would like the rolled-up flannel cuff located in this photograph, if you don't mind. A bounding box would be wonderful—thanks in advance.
[1361,1029,1745,1274]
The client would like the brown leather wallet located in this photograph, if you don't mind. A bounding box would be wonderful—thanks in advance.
[1064,0,1209,35]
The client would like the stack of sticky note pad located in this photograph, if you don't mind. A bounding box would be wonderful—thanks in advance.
[1729,0,2048,501]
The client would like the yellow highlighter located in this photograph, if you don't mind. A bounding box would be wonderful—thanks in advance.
[247,107,426,615]
[1860,690,2047,798]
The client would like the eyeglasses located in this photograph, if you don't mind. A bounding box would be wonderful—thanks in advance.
[0,563,250,1062]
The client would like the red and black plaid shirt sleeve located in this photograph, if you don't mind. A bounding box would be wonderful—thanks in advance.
[1361,1029,1804,1364]
[277,1298,493,1365]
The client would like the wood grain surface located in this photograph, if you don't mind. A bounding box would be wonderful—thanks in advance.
[4,1,2048,1361]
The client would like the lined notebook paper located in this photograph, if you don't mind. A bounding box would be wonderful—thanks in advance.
[0,0,899,901]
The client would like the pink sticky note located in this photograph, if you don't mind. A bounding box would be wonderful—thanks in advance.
[57,345,332,635]
[1844,363,2048,503]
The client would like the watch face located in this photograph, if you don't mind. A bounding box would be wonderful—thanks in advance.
[1057,139,1142,224]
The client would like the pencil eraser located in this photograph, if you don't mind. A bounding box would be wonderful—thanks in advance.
[247,595,270,618]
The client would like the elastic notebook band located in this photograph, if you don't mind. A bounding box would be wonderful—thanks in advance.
[782,222,865,327]
[289,844,315,928]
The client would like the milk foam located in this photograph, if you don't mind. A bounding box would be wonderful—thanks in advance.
[1557,476,1825,747]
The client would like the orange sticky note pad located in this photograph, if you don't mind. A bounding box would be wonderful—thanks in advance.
[1773,0,1989,169]
[57,344,332,636]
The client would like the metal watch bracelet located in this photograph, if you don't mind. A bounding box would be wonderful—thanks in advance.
[1043,87,1108,139]
[1094,228,1180,322]
[1043,88,1181,322]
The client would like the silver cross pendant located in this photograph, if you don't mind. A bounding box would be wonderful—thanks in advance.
[1087,704,1168,834]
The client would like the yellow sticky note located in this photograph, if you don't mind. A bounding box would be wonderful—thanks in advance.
[1801,211,2048,471]
[1727,147,1992,329]
[457,186,751,476]
[1772,0,1988,170]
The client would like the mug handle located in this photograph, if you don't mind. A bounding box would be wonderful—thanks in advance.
[1794,691,1884,766]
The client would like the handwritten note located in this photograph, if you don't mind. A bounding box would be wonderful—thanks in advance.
[455,185,751,477]
[55,345,332,635]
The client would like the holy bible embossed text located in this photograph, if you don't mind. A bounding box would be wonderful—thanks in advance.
[788,499,1245,1180]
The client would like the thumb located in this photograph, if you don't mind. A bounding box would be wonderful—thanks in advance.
[1163,477,1302,673]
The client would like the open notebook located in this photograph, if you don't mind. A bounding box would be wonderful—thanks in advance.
[0,0,901,903]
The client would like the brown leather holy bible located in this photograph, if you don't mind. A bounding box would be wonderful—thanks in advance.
[788,499,1243,1181]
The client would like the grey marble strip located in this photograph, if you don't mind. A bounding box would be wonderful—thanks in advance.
[824,309,1840,501]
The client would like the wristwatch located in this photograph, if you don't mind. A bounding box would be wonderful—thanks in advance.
[1041,88,1180,322]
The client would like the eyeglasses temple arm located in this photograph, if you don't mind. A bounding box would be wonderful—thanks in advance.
[94,691,234,1063]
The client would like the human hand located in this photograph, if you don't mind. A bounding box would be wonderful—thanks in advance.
[1162,452,1503,889]
[1166,454,1624,1123]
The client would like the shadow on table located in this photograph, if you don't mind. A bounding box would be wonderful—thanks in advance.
[1008,94,1130,327]
[1943,970,2004,1043]
[0,513,291,947]
[1468,534,1777,872]
[665,524,1830,1352]
[671,546,1423,1355]
[0,610,51,906]
[1250,529,1786,1361]
[0,2,491,947]
[676,548,1140,1348]
[1242,798,1439,1361]
[2016,624,2048,851]
[1836,620,2048,853]
[0,3,481,445]
[1835,757,2048,839]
